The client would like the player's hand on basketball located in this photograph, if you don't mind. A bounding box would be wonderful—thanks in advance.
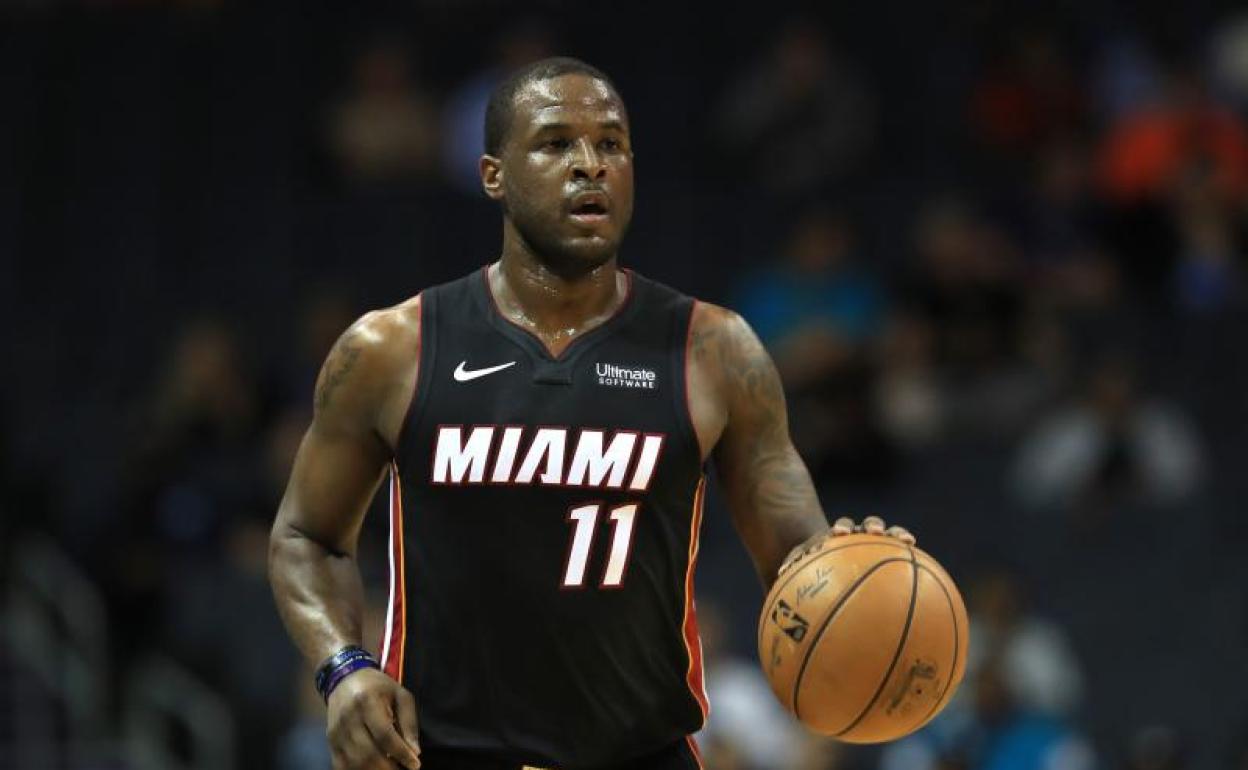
[831,515,915,544]
[327,667,421,770]
[777,516,916,578]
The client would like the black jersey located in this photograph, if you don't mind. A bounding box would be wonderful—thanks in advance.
[383,267,708,769]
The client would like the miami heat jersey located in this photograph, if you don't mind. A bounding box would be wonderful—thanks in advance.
[384,267,707,768]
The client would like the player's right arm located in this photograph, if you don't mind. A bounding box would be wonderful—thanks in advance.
[269,297,422,770]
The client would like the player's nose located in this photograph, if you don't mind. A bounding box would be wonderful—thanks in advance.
[570,137,606,181]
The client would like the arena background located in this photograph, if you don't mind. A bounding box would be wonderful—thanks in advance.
[3,1,1248,768]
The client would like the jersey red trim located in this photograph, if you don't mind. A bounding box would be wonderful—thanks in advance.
[393,292,425,453]
[683,299,704,461]
[685,735,706,769]
[681,476,710,722]
[381,463,407,681]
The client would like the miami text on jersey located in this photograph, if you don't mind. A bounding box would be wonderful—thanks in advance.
[430,426,665,490]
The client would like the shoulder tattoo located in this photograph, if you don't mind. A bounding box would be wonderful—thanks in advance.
[692,311,787,440]
[314,329,364,413]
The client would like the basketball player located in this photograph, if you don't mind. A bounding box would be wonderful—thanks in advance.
[269,58,914,770]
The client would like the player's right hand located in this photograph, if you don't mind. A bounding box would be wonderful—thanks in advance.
[327,667,421,770]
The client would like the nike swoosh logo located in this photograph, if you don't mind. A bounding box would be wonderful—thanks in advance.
[453,360,517,382]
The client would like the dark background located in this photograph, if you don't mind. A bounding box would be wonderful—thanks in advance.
[2,1,1248,769]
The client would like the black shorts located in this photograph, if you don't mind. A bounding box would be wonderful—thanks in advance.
[417,737,703,770]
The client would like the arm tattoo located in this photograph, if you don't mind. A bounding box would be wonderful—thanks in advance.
[701,311,825,578]
[315,330,364,413]
[728,337,815,520]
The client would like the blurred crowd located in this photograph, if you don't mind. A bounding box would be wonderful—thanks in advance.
[4,2,1248,769]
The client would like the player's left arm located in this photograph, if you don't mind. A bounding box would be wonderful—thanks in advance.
[694,303,912,589]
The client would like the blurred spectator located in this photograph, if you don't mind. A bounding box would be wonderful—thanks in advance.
[1096,65,1248,205]
[102,319,266,664]
[696,601,802,770]
[328,37,438,186]
[1211,12,1248,110]
[441,21,553,193]
[965,567,1084,717]
[1091,36,1165,125]
[737,206,885,379]
[874,312,946,450]
[736,206,895,483]
[898,195,1053,437]
[902,196,1027,378]
[165,516,298,770]
[879,660,1096,770]
[125,320,262,546]
[1020,138,1122,307]
[1170,161,1245,313]
[1011,354,1204,514]
[160,405,309,769]
[968,29,1084,165]
[712,20,874,194]
[1022,138,1102,270]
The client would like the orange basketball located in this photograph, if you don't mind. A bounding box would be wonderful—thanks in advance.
[757,533,969,744]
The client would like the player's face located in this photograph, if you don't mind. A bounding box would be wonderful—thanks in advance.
[485,74,635,275]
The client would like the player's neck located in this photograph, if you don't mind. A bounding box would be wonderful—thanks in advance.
[492,251,626,348]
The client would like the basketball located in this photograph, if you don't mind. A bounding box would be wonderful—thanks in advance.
[757,533,969,744]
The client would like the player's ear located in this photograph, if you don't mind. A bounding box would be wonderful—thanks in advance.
[480,155,504,201]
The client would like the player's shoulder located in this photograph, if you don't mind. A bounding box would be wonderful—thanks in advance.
[314,294,422,417]
[344,293,422,364]
[688,299,755,353]
[357,293,423,342]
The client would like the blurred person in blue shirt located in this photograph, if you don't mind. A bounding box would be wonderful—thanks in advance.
[736,205,884,377]
[879,659,1096,770]
[735,206,893,485]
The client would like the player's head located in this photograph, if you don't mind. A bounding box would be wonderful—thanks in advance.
[480,57,634,277]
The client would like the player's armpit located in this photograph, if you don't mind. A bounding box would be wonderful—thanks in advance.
[695,304,827,589]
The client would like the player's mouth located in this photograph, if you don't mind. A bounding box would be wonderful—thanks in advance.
[568,191,611,226]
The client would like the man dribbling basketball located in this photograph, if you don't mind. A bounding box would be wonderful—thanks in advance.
[268,57,914,770]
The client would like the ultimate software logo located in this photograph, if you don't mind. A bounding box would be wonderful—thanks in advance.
[595,362,658,390]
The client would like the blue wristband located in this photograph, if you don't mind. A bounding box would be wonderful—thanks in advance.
[315,645,380,702]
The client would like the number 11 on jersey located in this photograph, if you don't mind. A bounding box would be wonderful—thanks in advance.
[562,503,638,588]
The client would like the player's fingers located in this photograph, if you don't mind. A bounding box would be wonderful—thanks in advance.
[862,515,886,535]
[778,548,803,576]
[362,698,421,770]
[338,728,375,770]
[831,517,854,536]
[394,690,422,768]
[344,727,390,770]
[886,525,916,545]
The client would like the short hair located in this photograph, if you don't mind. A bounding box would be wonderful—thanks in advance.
[484,57,622,156]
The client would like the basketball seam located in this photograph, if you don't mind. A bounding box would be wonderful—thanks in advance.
[912,563,960,729]
[790,556,913,722]
[833,549,919,737]
[757,540,912,656]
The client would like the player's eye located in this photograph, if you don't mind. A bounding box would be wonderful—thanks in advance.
[599,138,622,152]
[543,137,571,150]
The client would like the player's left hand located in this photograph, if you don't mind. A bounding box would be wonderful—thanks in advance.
[777,516,915,578]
